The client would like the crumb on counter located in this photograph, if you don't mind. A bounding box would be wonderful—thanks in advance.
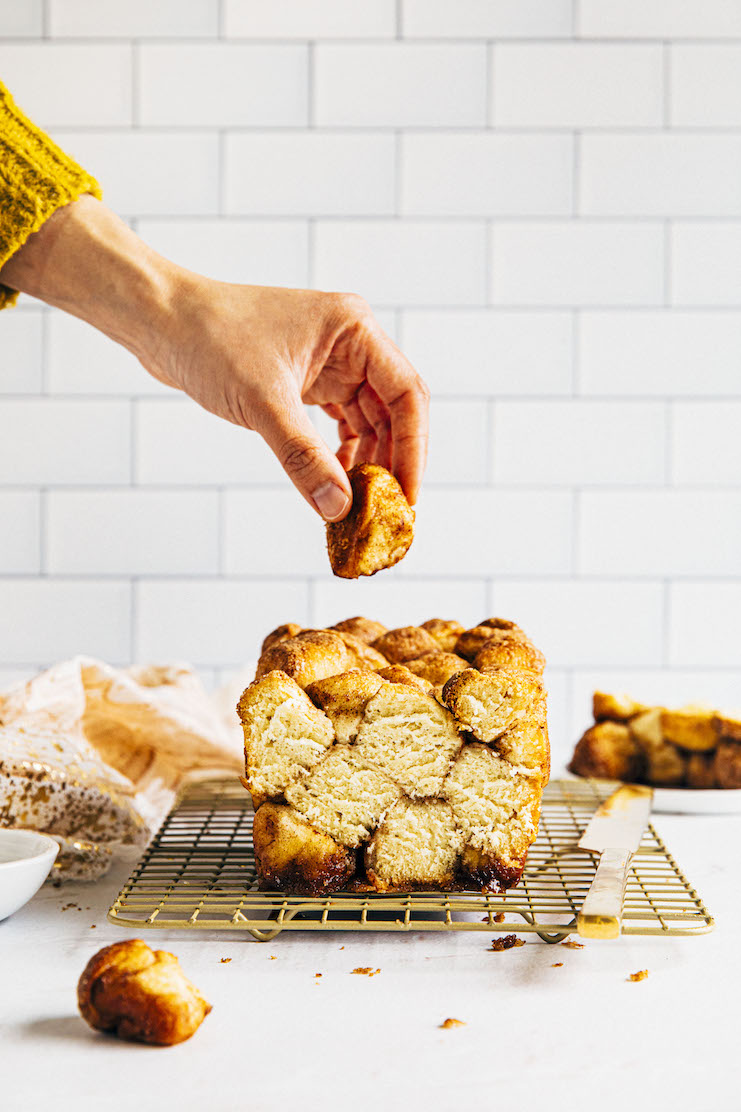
[269,955,277,961]
[629,969,649,982]
[561,940,584,949]
[488,934,525,951]
[440,1018,466,1029]
[220,958,232,964]
[351,967,381,976]
[551,962,563,967]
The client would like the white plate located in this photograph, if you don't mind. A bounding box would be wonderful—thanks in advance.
[651,787,741,815]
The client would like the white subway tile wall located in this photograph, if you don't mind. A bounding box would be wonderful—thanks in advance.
[1,5,740,765]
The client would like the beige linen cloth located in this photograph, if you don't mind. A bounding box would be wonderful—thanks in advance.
[0,658,244,881]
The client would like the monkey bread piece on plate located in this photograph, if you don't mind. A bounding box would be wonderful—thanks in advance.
[568,720,644,783]
[714,741,741,789]
[238,615,549,895]
[592,691,649,723]
[77,940,210,1046]
[326,463,414,578]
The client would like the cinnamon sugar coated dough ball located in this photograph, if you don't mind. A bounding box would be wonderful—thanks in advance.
[442,668,545,745]
[77,940,210,1046]
[331,616,388,644]
[260,622,303,654]
[568,721,644,783]
[454,623,525,662]
[256,629,350,688]
[305,670,384,745]
[376,664,434,694]
[333,630,389,671]
[405,651,468,686]
[474,636,545,676]
[420,619,465,653]
[372,625,439,664]
[326,463,414,578]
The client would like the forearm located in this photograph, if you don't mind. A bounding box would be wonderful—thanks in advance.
[0,195,180,365]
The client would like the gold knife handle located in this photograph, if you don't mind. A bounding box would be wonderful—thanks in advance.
[576,847,632,940]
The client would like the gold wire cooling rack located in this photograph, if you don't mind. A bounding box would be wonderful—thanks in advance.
[108,776,713,943]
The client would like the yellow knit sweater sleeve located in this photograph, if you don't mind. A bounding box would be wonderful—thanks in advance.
[0,82,101,309]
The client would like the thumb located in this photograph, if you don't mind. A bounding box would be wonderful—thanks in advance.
[255,395,352,522]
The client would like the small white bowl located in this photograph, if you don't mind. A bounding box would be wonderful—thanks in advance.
[0,829,59,922]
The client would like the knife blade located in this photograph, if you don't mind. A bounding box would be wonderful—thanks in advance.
[576,784,653,940]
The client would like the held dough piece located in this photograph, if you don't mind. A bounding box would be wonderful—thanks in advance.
[285,744,401,848]
[568,721,644,783]
[420,619,466,653]
[326,463,414,578]
[365,798,464,892]
[77,940,211,1046]
[305,670,384,745]
[256,630,350,689]
[331,616,388,644]
[442,668,545,745]
[237,671,335,805]
[355,683,463,799]
[443,744,542,891]
[372,625,439,664]
[251,802,356,894]
[376,665,434,695]
[261,622,303,654]
[474,636,545,676]
[404,651,468,687]
[660,707,717,752]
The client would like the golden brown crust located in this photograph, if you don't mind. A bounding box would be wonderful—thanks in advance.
[420,619,466,653]
[685,752,717,790]
[442,668,546,746]
[592,691,649,723]
[568,721,644,782]
[333,630,389,671]
[714,741,741,789]
[660,707,717,752]
[256,629,350,688]
[474,636,545,676]
[375,664,434,694]
[77,940,211,1046]
[404,651,468,686]
[372,625,439,664]
[260,622,303,655]
[251,802,356,894]
[713,712,741,743]
[454,622,524,662]
[331,616,388,644]
[326,463,414,578]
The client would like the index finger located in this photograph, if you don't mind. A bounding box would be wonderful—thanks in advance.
[363,329,430,505]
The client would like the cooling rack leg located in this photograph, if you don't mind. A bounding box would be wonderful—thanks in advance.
[248,927,284,942]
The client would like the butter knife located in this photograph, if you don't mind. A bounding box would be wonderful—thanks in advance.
[576,784,653,940]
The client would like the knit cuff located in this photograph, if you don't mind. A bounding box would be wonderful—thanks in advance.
[0,82,102,309]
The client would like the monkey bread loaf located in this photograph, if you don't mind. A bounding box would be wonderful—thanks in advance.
[238,617,549,895]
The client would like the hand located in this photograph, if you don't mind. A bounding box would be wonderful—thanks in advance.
[144,280,429,520]
[0,196,429,521]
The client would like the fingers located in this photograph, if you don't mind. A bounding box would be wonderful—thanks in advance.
[342,395,379,467]
[255,387,352,521]
[362,331,429,505]
[357,383,392,471]
[320,402,359,470]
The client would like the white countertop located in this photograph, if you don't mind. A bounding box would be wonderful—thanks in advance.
[1,790,737,1112]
